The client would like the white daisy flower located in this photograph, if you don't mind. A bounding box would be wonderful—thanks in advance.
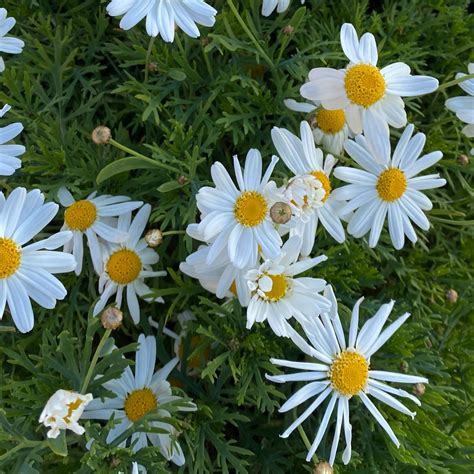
[39,390,93,439]
[0,8,24,72]
[245,236,330,337]
[93,204,166,324]
[333,114,446,249]
[106,0,217,41]
[284,98,353,155]
[82,334,196,466]
[0,187,76,333]
[445,63,474,138]
[300,23,439,134]
[262,0,305,17]
[0,104,25,176]
[58,187,143,275]
[266,286,428,466]
[271,121,346,255]
[191,149,282,270]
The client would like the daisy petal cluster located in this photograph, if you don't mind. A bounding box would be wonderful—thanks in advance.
[0,8,24,72]
[262,0,305,17]
[0,104,25,176]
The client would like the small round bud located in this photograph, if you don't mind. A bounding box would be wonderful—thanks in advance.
[200,37,210,46]
[145,229,163,247]
[413,383,426,397]
[177,175,188,185]
[148,62,158,72]
[445,289,458,304]
[270,202,292,224]
[91,126,112,145]
[283,25,295,35]
[101,306,123,330]
[313,462,333,474]
[399,361,409,373]
[457,154,469,166]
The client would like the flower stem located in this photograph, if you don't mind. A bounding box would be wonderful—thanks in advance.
[144,37,155,82]
[297,424,318,464]
[162,230,185,236]
[108,138,151,161]
[438,72,474,91]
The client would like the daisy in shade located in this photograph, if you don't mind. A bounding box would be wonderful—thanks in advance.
[266,287,427,466]
[0,104,25,176]
[284,98,353,155]
[262,0,305,16]
[0,8,24,72]
[93,205,166,324]
[191,149,282,270]
[271,121,346,255]
[106,0,217,42]
[300,23,439,134]
[58,188,143,275]
[245,236,330,337]
[445,63,474,139]
[82,334,196,466]
[0,187,75,333]
[333,113,446,249]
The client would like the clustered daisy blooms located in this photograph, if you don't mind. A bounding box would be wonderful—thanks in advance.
[0,8,24,72]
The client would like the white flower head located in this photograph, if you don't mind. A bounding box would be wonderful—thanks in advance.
[39,389,93,439]
[0,8,24,72]
[0,187,76,333]
[82,334,197,466]
[93,204,166,324]
[106,0,217,41]
[445,63,474,138]
[300,23,439,135]
[58,187,143,275]
[266,286,428,466]
[0,104,25,176]
[262,0,305,17]
[333,114,446,249]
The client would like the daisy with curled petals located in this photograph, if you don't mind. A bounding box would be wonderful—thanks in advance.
[284,98,353,155]
[192,149,282,270]
[58,187,143,275]
[106,0,217,42]
[82,334,196,466]
[333,114,446,249]
[245,236,330,337]
[0,187,75,333]
[271,121,345,255]
[0,104,25,176]
[93,205,166,324]
[262,0,305,17]
[266,286,428,466]
[0,8,25,72]
[300,23,439,134]
[445,63,474,139]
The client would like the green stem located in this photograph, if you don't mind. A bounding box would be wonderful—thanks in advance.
[108,138,151,160]
[162,230,185,236]
[438,72,474,91]
[144,37,155,82]
[297,424,318,464]
[80,329,111,394]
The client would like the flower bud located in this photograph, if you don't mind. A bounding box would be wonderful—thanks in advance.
[178,175,188,185]
[413,383,426,397]
[145,229,163,247]
[313,462,333,474]
[399,361,409,373]
[445,289,458,304]
[101,306,123,330]
[283,25,295,35]
[91,126,111,145]
[457,154,469,166]
[270,202,292,224]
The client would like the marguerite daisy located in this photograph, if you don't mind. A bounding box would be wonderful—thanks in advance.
[246,236,330,337]
[93,204,166,324]
[58,187,143,275]
[106,0,217,42]
[0,104,25,176]
[191,149,282,269]
[333,114,446,249]
[266,286,428,465]
[262,0,305,17]
[0,8,24,72]
[300,23,439,134]
[82,334,196,466]
[271,121,346,255]
[0,187,76,333]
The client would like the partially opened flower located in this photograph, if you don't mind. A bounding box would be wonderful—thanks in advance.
[300,23,439,134]
[93,205,166,324]
[266,287,427,466]
[58,187,143,275]
[0,187,76,333]
[0,104,25,176]
[82,334,196,466]
[262,0,305,16]
[0,8,24,72]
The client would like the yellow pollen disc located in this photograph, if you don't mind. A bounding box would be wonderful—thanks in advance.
[64,200,97,231]
[107,249,142,285]
[234,191,268,227]
[329,350,369,397]
[311,171,332,202]
[376,168,407,202]
[0,238,21,279]
[263,273,288,301]
[124,388,158,422]
[344,64,386,107]
[63,398,83,423]
[315,108,346,134]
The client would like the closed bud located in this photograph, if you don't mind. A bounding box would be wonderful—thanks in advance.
[457,154,469,166]
[91,126,111,145]
[313,462,333,474]
[399,360,409,373]
[445,289,458,304]
[178,175,188,185]
[101,306,123,330]
[145,229,163,247]
[270,202,292,224]
[283,25,295,35]
[148,62,158,72]
[413,383,426,397]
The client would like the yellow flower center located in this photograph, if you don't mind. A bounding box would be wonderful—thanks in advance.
[124,388,158,422]
[234,191,268,227]
[344,64,386,107]
[64,200,97,231]
[230,280,237,295]
[263,273,288,301]
[329,350,369,397]
[107,249,142,285]
[311,171,332,202]
[0,238,21,279]
[315,108,346,134]
[376,168,407,202]
[63,398,83,424]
